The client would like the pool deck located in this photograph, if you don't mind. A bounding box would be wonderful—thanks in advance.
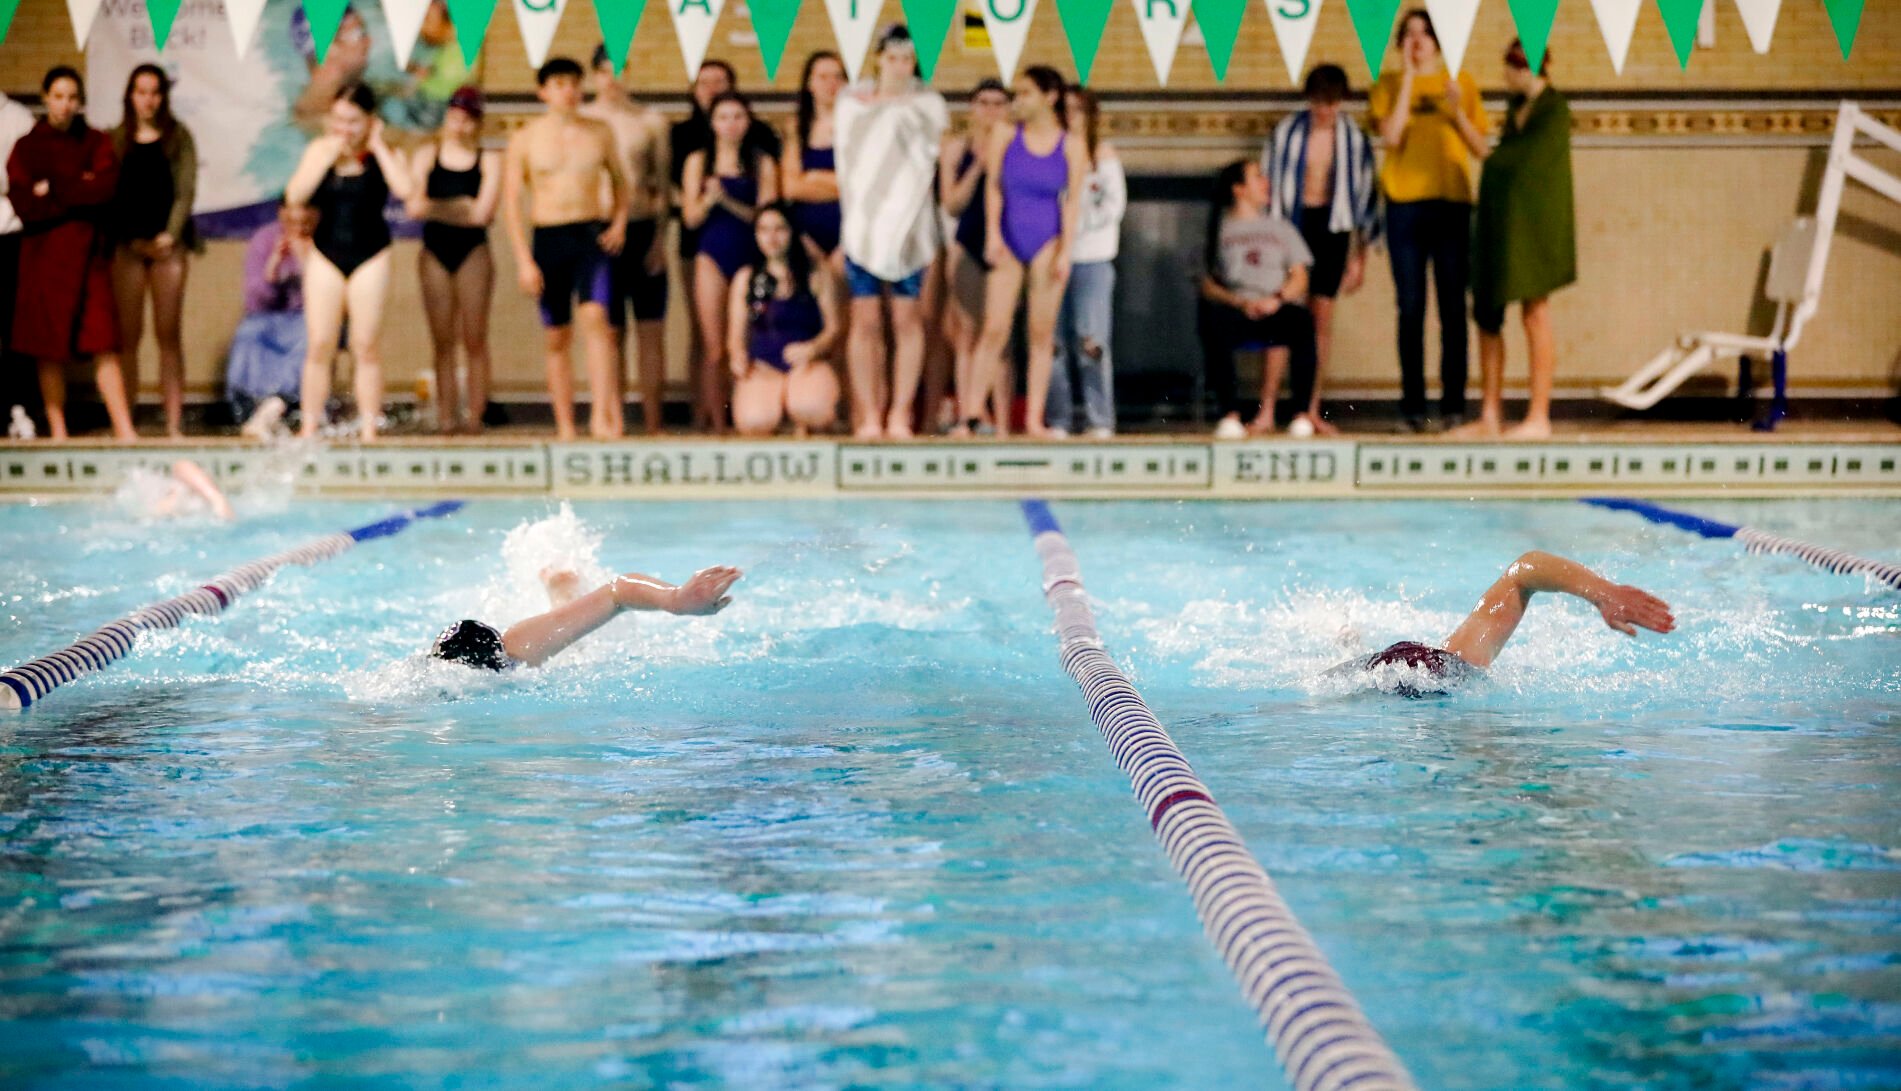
[5,419,1898,499]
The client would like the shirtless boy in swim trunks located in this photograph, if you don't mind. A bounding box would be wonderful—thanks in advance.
[503,57,630,441]
[1346,551,1674,694]
[431,563,742,670]
[583,46,672,435]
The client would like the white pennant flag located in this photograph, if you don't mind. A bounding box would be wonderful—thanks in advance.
[65,0,103,48]
[1733,0,1779,53]
[1263,0,1324,86]
[1132,0,1191,85]
[1589,0,1642,73]
[980,0,1038,80]
[824,0,886,82]
[224,0,268,56]
[1424,0,1479,74]
[381,0,431,69]
[514,0,571,67]
[669,0,729,79]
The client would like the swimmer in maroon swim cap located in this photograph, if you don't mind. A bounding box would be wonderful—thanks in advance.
[1340,551,1675,695]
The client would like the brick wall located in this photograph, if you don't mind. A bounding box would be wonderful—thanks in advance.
[1,0,1897,96]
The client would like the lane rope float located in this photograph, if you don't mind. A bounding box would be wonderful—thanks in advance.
[1,501,465,711]
[1584,498,1901,591]
[1021,499,1415,1091]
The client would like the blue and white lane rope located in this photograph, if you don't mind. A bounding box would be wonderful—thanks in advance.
[1,501,464,712]
[1584,498,1901,591]
[1020,500,1414,1091]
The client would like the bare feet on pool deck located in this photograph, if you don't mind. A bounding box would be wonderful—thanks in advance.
[1505,418,1552,440]
[1245,414,1276,437]
[885,411,914,440]
[1300,412,1340,436]
[854,421,884,440]
[664,565,742,615]
[1445,415,1503,439]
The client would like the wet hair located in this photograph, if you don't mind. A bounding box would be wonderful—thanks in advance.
[795,51,843,152]
[430,619,510,671]
[122,63,176,137]
[707,90,762,177]
[334,81,377,115]
[969,77,1008,101]
[538,56,584,85]
[1303,63,1349,103]
[1395,8,1438,48]
[1205,158,1252,278]
[748,202,814,317]
[41,65,83,100]
[1022,66,1068,127]
[1069,86,1100,166]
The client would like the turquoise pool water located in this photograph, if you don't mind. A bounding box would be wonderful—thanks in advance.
[0,498,1896,1089]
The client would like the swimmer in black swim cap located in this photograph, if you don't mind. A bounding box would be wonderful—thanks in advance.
[1339,551,1675,695]
[429,563,743,670]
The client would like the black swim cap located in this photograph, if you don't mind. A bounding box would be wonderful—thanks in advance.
[430,619,510,671]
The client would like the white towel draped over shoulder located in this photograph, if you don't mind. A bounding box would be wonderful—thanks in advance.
[836,84,949,282]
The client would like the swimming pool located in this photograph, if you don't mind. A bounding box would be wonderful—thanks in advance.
[1,498,1896,1088]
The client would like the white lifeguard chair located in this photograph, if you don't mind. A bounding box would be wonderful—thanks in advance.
[1601,101,1901,430]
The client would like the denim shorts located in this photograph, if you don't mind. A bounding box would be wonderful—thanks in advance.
[844,257,924,300]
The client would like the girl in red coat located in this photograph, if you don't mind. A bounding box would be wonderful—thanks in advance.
[7,67,135,440]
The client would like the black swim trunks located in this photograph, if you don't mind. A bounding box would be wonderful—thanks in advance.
[532,221,615,328]
[611,217,669,325]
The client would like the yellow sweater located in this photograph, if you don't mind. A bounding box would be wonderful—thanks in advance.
[1368,69,1490,204]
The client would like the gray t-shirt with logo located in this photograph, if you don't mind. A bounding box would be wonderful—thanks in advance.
[1216,212,1314,297]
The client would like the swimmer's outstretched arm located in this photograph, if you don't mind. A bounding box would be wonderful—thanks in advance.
[500,566,742,666]
[1441,551,1674,668]
[171,460,234,521]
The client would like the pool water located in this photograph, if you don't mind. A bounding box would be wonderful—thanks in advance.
[0,498,1896,1089]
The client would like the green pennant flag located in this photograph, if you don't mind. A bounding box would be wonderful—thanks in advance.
[0,0,22,45]
[595,0,646,73]
[303,0,352,64]
[1057,0,1116,83]
[1505,0,1559,74]
[1344,0,1401,77]
[1192,0,1246,81]
[443,0,495,63]
[1654,0,1699,68]
[751,0,801,78]
[1822,0,1862,59]
[901,0,959,79]
[147,0,182,49]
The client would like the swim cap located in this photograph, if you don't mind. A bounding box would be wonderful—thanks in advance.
[430,619,510,671]
[447,85,485,120]
[1365,641,1469,698]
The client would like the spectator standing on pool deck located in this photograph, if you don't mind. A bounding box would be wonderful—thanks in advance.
[0,86,36,418]
[287,82,415,442]
[670,60,782,266]
[968,67,1085,439]
[727,203,840,437]
[938,79,1011,433]
[503,58,629,441]
[7,67,136,441]
[1264,63,1377,437]
[1453,41,1575,441]
[585,45,672,435]
[834,24,949,440]
[681,92,778,434]
[226,197,315,423]
[109,64,199,439]
[1047,87,1123,439]
[1369,9,1489,432]
[408,86,500,435]
[1200,159,1319,438]
[783,52,846,269]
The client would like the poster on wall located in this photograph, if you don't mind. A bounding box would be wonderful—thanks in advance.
[86,0,472,236]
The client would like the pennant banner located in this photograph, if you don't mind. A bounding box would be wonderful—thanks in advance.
[751,0,801,77]
[981,0,1038,79]
[1263,0,1321,85]
[1344,0,1400,77]
[383,0,430,68]
[824,0,884,81]
[302,0,350,63]
[1506,0,1556,72]
[1056,0,1115,83]
[443,0,495,62]
[1589,0,1638,71]
[514,0,570,68]
[1192,0,1246,80]
[65,0,102,48]
[1733,0,1777,53]
[0,0,18,43]
[1823,0,1861,59]
[1655,0,1698,67]
[1133,0,1190,84]
[1424,0,1476,73]
[596,0,645,71]
[225,0,267,55]
[668,0,728,77]
[147,0,181,48]
[901,0,960,79]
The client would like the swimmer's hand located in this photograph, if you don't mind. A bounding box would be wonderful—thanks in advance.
[666,565,742,615]
[1593,584,1675,638]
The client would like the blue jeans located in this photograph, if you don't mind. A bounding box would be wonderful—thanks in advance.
[843,257,924,300]
[1048,260,1116,432]
[1385,199,1470,419]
